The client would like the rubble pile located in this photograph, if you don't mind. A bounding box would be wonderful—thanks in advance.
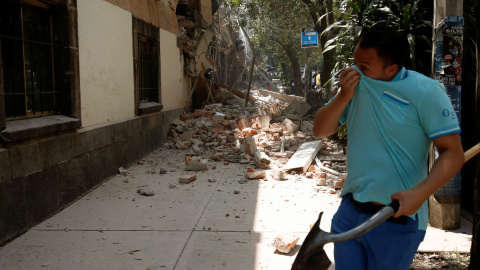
[164,102,319,166]
[159,96,347,256]
[164,100,347,189]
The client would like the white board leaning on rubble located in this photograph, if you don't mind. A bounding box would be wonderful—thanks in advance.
[282,140,322,172]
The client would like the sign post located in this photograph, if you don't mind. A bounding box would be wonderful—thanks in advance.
[301,28,319,48]
[301,28,318,95]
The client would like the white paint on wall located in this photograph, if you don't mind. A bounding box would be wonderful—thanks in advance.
[160,29,190,111]
[78,0,135,127]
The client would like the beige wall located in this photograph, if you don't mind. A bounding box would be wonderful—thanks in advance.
[105,0,180,35]
[78,0,135,127]
[160,29,191,111]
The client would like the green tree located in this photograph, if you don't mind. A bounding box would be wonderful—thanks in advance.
[322,0,432,80]
[227,0,324,96]
[301,0,340,90]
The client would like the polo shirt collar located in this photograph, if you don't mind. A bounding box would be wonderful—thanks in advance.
[392,67,408,81]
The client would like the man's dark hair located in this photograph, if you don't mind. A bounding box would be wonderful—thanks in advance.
[358,24,407,69]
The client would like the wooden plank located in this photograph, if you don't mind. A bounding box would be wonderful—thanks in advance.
[214,82,257,102]
[282,140,322,172]
[255,89,306,103]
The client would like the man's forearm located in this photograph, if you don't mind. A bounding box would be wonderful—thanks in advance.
[312,94,351,138]
[415,143,464,202]
[392,134,464,217]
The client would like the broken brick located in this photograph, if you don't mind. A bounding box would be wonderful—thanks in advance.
[212,114,225,122]
[235,117,249,131]
[240,137,257,155]
[246,170,266,179]
[179,175,197,184]
[212,127,225,134]
[334,180,344,189]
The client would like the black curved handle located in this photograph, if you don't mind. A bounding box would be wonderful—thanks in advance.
[388,200,400,213]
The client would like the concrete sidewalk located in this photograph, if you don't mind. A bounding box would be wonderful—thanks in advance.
[0,147,472,270]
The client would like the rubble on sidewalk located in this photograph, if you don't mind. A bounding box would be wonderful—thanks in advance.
[272,232,300,254]
[179,175,197,184]
[165,103,318,165]
[245,169,266,179]
[137,186,155,196]
[164,95,347,196]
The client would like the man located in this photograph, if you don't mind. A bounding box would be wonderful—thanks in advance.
[313,25,464,269]
[315,70,322,90]
[312,70,317,90]
[290,77,295,95]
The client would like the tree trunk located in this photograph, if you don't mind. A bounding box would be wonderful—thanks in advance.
[471,163,480,269]
[279,41,304,96]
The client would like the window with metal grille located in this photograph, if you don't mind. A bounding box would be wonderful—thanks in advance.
[137,34,158,103]
[132,17,161,116]
[0,0,70,120]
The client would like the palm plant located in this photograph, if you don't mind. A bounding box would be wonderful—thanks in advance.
[323,0,432,79]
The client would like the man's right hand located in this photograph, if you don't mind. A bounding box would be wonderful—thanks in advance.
[339,67,360,101]
[312,67,360,138]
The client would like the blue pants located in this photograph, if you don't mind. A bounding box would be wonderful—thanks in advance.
[331,194,426,270]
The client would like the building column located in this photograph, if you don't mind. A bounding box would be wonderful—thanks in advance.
[430,0,464,230]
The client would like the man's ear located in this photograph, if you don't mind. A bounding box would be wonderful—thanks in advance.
[386,64,399,78]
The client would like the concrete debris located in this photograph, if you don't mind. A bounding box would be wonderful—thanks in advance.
[282,140,322,172]
[185,156,208,171]
[164,102,347,190]
[270,170,288,181]
[282,118,299,134]
[283,100,311,117]
[118,167,127,175]
[166,103,320,166]
[169,183,177,189]
[285,114,300,121]
[246,170,266,179]
[238,179,248,184]
[316,178,327,186]
[191,144,203,155]
[137,187,155,196]
[254,151,271,168]
[272,232,300,254]
[301,121,314,133]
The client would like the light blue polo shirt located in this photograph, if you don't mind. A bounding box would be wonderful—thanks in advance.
[338,66,460,230]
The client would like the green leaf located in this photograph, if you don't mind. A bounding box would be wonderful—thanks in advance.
[323,44,337,54]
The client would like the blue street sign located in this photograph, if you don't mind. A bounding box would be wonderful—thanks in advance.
[301,30,318,48]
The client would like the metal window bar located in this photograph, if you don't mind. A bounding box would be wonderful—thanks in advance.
[137,36,158,103]
[1,1,61,119]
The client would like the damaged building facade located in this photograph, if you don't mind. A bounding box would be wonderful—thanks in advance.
[0,0,236,246]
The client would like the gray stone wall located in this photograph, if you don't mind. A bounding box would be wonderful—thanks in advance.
[0,107,183,246]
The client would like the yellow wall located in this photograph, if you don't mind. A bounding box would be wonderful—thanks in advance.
[78,0,135,127]
[160,29,191,111]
